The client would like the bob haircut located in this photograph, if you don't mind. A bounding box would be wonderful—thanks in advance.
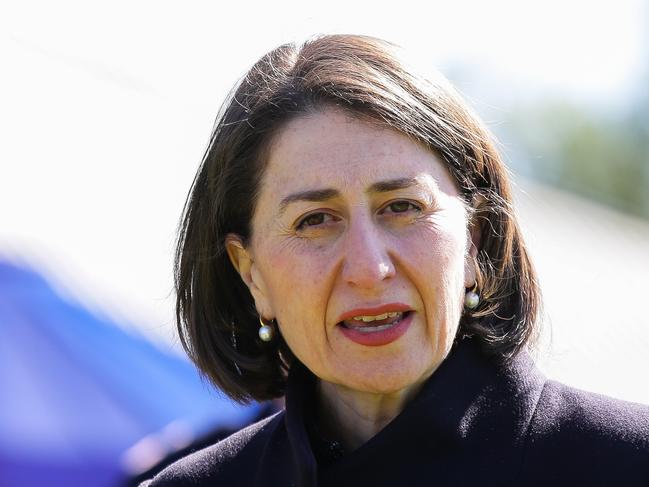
[175,34,541,403]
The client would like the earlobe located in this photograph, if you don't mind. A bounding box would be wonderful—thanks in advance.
[225,234,273,318]
[464,209,482,288]
[464,242,478,288]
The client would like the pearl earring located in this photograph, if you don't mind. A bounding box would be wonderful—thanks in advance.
[258,316,274,342]
[464,284,480,310]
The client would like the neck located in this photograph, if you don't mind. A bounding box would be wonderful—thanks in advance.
[315,380,425,452]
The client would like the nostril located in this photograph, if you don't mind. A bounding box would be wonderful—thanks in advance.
[342,259,396,288]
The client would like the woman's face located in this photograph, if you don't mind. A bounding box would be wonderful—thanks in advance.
[227,108,476,395]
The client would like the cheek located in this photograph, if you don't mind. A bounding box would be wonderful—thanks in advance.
[258,242,335,326]
[261,246,336,372]
[398,224,468,312]
[400,223,467,275]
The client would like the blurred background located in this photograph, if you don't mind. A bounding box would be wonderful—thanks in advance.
[1,0,648,485]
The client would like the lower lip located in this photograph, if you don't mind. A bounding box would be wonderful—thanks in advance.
[338,312,413,347]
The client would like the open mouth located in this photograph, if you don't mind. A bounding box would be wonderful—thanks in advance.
[339,311,412,334]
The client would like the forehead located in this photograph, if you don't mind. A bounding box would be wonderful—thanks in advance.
[261,108,458,200]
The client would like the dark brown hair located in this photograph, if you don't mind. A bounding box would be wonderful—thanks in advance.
[174,34,541,403]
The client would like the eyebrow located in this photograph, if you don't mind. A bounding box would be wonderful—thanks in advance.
[368,177,420,193]
[277,177,420,215]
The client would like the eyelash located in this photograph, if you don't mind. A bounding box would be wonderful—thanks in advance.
[383,200,422,214]
[295,200,422,231]
[295,212,338,231]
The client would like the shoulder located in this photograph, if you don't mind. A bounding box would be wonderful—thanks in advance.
[531,379,649,445]
[520,379,649,483]
[141,411,284,487]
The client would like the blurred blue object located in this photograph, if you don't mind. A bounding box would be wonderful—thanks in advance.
[0,259,262,487]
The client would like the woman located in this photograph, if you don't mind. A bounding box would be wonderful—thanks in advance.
[143,35,649,486]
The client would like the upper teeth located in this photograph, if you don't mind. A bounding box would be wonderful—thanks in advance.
[351,311,401,322]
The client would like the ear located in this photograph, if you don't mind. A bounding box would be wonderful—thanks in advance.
[464,202,483,288]
[225,234,274,320]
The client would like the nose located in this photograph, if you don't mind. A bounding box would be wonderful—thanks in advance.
[341,217,396,289]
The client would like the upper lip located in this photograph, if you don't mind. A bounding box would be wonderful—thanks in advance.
[337,303,412,323]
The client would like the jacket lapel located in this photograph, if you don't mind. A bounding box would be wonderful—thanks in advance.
[255,337,546,487]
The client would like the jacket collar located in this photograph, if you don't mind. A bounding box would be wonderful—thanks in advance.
[281,336,546,486]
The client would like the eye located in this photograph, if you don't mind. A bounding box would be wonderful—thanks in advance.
[382,200,422,215]
[295,212,337,231]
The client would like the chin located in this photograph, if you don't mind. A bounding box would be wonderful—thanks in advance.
[337,361,435,396]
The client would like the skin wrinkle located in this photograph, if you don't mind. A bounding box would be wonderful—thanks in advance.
[170,35,545,417]
[317,378,424,450]
[226,107,478,451]
[278,176,436,218]
[281,187,441,251]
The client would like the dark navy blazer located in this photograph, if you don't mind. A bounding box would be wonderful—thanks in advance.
[142,337,649,486]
